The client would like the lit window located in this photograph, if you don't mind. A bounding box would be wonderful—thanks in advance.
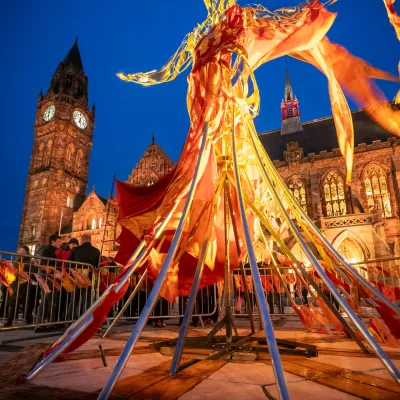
[364,165,392,218]
[28,244,36,255]
[91,218,96,230]
[323,170,347,217]
[66,197,74,208]
[32,225,36,236]
[287,179,307,214]
[99,217,102,228]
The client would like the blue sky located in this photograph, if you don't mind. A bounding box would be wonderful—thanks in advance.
[0,0,399,251]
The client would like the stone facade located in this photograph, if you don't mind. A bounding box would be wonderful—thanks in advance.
[259,68,400,262]
[61,137,174,256]
[272,136,400,262]
[127,134,174,186]
[19,39,95,254]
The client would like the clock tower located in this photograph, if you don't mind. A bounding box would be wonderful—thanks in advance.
[19,38,95,251]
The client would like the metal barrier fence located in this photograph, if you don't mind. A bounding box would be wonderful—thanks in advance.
[352,257,400,303]
[0,251,95,330]
[1,251,399,331]
[97,265,218,328]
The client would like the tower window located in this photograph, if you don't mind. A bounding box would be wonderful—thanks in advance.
[99,217,102,229]
[42,139,53,167]
[65,71,73,88]
[91,218,97,230]
[34,142,45,169]
[323,170,347,217]
[31,225,36,236]
[364,164,392,218]
[66,143,75,170]
[66,197,74,208]
[75,149,84,175]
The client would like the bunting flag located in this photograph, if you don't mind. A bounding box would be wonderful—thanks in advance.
[0,261,17,295]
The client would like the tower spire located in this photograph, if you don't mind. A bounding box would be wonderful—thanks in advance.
[284,67,294,102]
[280,63,303,135]
[63,37,84,71]
[152,132,155,145]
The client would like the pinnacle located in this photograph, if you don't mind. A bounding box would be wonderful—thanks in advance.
[63,37,84,71]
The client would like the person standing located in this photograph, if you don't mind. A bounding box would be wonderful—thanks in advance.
[67,234,100,318]
[56,238,79,320]
[56,238,79,261]
[35,235,62,326]
[68,234,100,269]
[3,246,34,327]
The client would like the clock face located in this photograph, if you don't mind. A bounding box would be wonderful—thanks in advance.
[43,105,55,121]
[73,110,88,129]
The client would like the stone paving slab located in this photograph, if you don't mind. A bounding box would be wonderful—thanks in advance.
[317,354,400,372]
[208,361,304,386]
[2,324,399,399]
[265,379,361,400]
[179,379,267,400]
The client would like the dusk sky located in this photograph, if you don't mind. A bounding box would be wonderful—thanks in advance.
[0,0,399,252]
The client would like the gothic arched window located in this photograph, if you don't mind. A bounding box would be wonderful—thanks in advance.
[42,139,53,167]
[34,142,45,169]
[65,71,73,88]
[75,149,84,175]
[77,79,85,96]
[364,164,392,218]
[287,178,307,214]
[323,170,347,217]
[87,213,96,230]
[66,143,75,170]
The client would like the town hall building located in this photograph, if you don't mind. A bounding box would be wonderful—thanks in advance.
[19,40,400,263]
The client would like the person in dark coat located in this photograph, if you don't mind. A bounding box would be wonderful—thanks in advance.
[67,234,100,318]
[35,235,62,325]
[68,234,100,269]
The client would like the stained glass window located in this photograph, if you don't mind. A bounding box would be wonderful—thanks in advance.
[323,170,347,217]
[287,179,307,214]
[364,165,392,218]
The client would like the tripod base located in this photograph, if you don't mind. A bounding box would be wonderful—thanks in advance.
[154,334,318,366]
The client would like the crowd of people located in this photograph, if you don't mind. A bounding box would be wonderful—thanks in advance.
[1,235,328,330]
[0,233,100,328]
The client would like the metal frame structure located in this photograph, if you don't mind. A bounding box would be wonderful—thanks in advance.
[24,111,400,399]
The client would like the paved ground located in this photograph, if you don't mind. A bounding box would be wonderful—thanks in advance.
[1,317,399,399]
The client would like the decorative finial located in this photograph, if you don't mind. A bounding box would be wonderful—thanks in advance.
[152,132,155,145]
[92,184,96,192]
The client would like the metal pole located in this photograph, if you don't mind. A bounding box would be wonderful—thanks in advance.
[169,183,220,374]
[231,123,289,400]
[26,315,93,380]
[248,129,400,384]
[250,125,400,315]
[98,123,210,400]
[246,195,369,353]
[53,242,146,348]
[58,211,63,236]
[223,177,233,344]
[25,242,149,382]
[102,270,148,338]
[226,186,255,333]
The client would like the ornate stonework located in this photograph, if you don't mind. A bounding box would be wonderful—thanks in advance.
[127,134,174,186]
